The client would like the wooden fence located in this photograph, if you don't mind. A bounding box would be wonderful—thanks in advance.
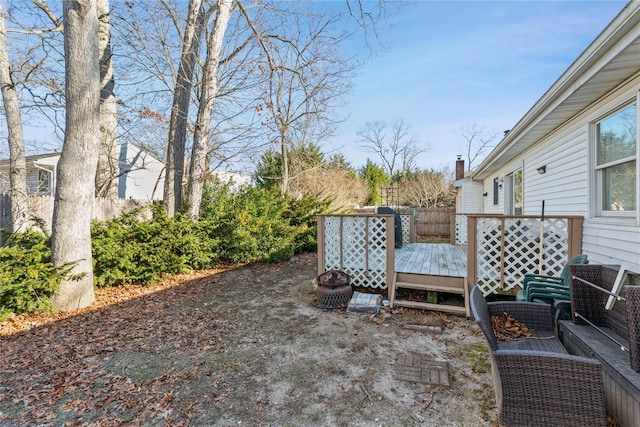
[0,194,151,234]
[397,207,455,240]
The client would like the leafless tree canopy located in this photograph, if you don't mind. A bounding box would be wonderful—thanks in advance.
[458,123,500,171]
[357,119,428,177]
[396,167,456,208]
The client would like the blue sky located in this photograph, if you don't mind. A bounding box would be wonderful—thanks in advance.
[5,0,629,176]
[325,0,629,172]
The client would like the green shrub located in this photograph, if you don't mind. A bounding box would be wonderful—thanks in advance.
[284,193,332,254]
[204,186,296,263]
[200,183,330,262]
[4,184,328,295]
[0,186,330,316]
[91,204,221,287]
[0,231,70,320]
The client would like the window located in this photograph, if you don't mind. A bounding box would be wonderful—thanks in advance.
[595,102,637,215]
[493,178,499,205]
[27,169,52,195]
[505,169,523,215]
[0,173,8,193]
[38,170,51,195]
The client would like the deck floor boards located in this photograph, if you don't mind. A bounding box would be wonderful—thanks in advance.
[395,243,467,277]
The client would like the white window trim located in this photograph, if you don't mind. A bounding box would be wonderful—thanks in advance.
[590,93,639,225]
[503,163,524,216]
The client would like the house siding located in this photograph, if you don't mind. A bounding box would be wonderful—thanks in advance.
[459,180,483,213]
[522,123,590,216]
[582,221,640,267]
[483,177,503,214]
[482,73,640,271]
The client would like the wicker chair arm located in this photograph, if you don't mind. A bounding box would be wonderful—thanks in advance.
[488,301,554,331]
[493,350,606,427]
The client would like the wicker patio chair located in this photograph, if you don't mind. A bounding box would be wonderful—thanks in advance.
[470,286,607,427]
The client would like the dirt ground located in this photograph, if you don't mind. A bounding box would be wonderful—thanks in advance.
[0,252,496,427]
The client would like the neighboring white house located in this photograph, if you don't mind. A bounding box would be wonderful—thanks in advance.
[461,1,640,271]
[117,143,164,200]
[0,152,58,196]
[0,143,165,200]
[211,170,252,191]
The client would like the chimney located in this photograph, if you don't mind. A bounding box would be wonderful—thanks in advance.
[455,155,465,180]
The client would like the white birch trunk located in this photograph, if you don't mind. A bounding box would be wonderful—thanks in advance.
[51,0,100,311]
[163,0,204,216]
[187,0,233,219]
[0,5,28,233]
[95,0,118,199]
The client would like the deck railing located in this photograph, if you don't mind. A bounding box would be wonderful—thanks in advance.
[317,214,405,289]
[453,214,468,245]
[465,214,583,295]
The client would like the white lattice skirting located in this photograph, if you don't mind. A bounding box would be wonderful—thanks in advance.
[322,216,389,289]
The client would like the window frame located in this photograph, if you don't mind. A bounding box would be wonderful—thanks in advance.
[592,96,639,219]
[504,167,523,216]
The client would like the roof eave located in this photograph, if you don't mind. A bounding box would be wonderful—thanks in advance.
[472,1,640,181]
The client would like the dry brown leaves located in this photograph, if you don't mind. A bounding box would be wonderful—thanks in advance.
[491,312,532,341]
[0,253,321,426]
[0,266,238,426]
[0,267,226,337]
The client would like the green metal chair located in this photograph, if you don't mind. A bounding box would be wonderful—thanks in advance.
[515,254,589,305]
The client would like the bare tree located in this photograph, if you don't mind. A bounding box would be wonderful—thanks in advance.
[95,0,118,198]
[358,119,427,177]
[0,4,28,233]
[399,167,456,208]
[51,0,100,311]
[458,123,499,171]
[243,3,355,194]
[6,1,66,146]
[186,0,233,219]
[163,0,205,216]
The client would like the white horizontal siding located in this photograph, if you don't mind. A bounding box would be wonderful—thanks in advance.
[460,180,483,213]
[479,73,640,271]
[483,176,503,214]
[582,220,640,270]
[523,124,589,216]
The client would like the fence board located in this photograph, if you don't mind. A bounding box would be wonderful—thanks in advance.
[0,194,151,235]
[403,207,455,239]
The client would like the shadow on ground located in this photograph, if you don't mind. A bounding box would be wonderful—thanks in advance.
[0,253,495,427]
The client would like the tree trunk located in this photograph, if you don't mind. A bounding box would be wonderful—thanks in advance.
[95,0,118,199]
[163,0,204,216]
[51,0,101,311]
[280,134,289,194]
[187,0,233,219]
[0,5,28,233]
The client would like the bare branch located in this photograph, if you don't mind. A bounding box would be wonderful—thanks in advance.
[358,119,428,176]
[458,124,500,171]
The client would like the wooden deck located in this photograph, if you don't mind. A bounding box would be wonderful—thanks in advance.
[395,243,467,277]
[391,243,469,316]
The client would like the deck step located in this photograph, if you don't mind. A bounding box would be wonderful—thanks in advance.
[395,281,465,295]
[393,299,467,315]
